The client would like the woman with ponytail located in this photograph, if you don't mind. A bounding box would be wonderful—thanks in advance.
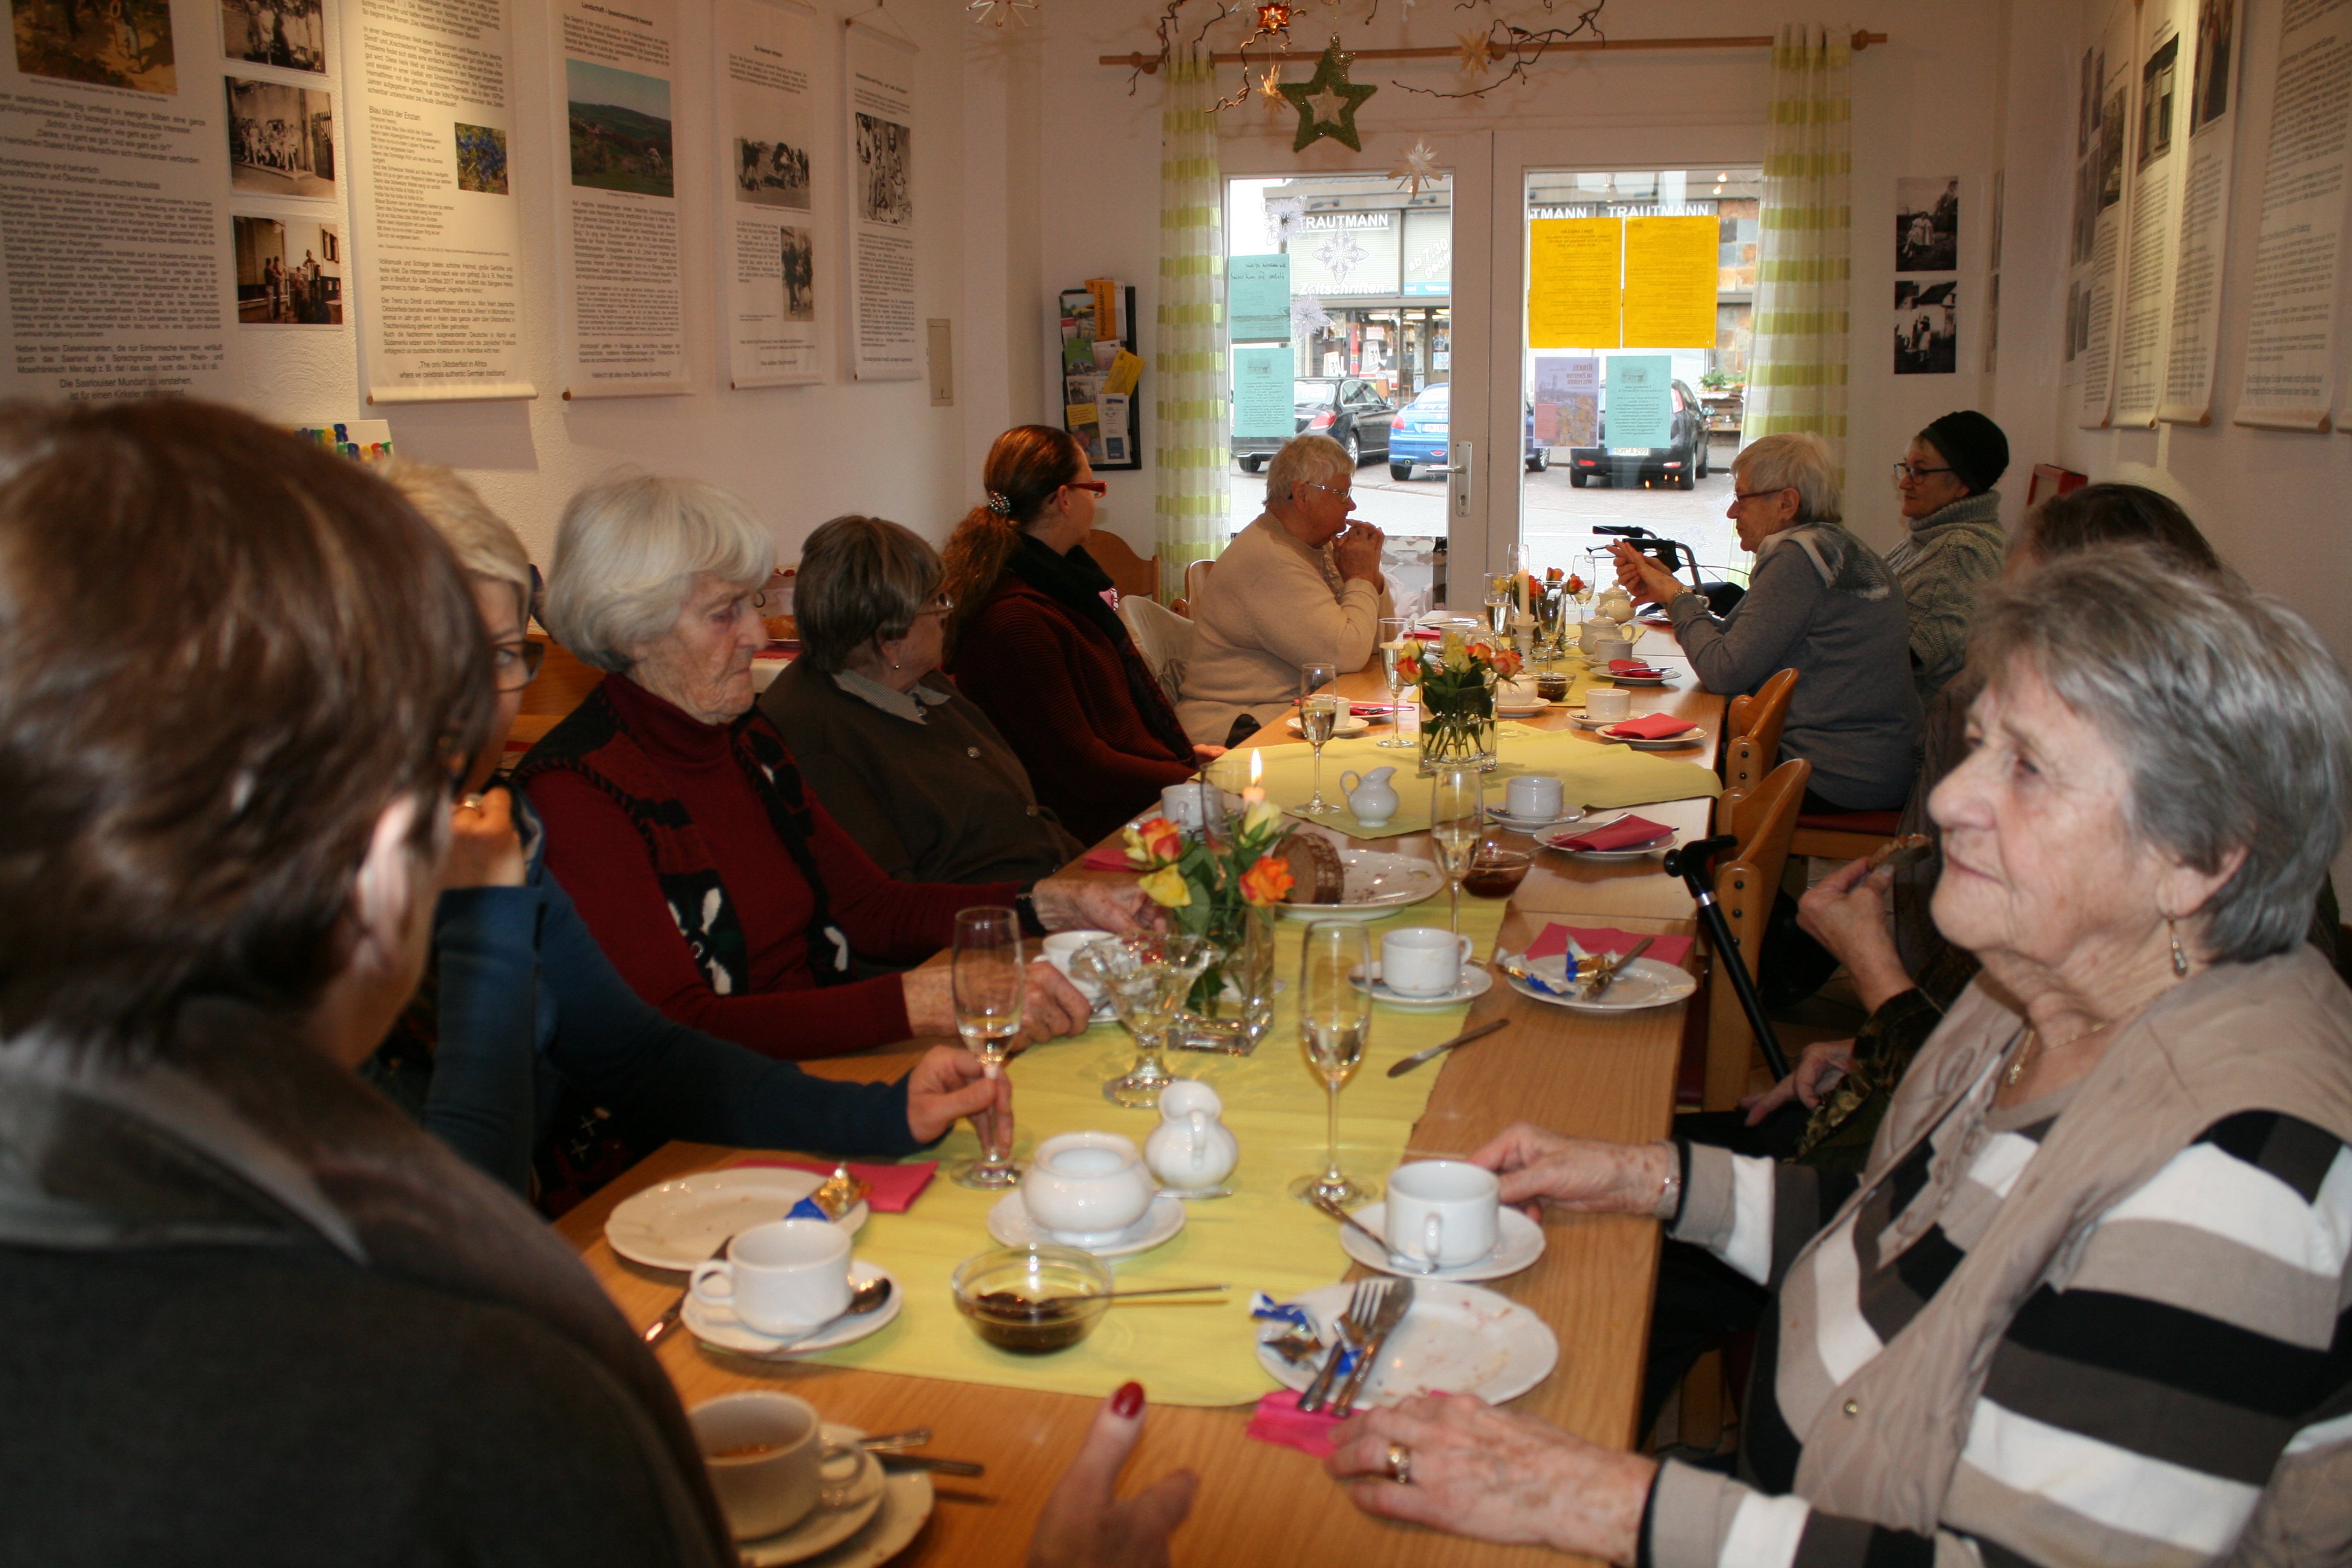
[939,425,1216,846]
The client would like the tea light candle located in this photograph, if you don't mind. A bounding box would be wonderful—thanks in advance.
[1243,750,1265,803]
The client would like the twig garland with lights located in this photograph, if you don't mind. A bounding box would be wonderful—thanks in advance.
[1396,2,1609,100]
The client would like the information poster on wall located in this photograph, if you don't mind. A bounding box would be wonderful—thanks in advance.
[2115,0,2185,426]
[1528,218,1619,348]
[843,17,916,381]
[1622,216,1718,347]
[1604,355,1672,449]
[2079,0,2137,428]
[342,0,535,403]
[2159,0,2246,425]
[717,0,823,388]
[1229,254,1291,342]
[2234,0,2352,431]
[1231,344,1293,439]
[552,0,688,397]
[0,0,238,401]
[1532,354,1598,447]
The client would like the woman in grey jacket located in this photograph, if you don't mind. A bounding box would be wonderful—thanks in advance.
[1884,409,2010,702]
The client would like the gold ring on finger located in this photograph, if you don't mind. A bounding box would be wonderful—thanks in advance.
[1383,1441,1413,1486]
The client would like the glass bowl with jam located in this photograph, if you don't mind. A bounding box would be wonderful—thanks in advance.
[951,1243,1112,1353]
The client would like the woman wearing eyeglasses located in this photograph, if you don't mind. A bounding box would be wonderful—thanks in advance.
[1886,411,2010,704]
[939,425,1211,845]
[759,513,1082,884]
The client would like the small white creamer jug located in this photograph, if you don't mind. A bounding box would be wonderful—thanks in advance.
[1145,1081,1238,1197]
[1338,765,1399,826]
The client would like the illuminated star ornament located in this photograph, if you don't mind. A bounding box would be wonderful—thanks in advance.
[966,0,1036,24]
[1390,138,1441,198]
[1253,2,1295,38]
[1277,37,1377,152]
[1455,27,1493,76]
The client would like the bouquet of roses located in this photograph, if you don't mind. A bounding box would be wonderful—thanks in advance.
[1119,794,1296,930]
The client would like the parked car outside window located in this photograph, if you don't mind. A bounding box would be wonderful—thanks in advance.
[1384,383,1550,481]
[1566,377,1710,489]
[1230,377,1392,472]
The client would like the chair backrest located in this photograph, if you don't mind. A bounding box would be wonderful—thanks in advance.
[1119,594,1195,702]
[1699,754,1811,1111]
[1722,668,1797,791]
[1085,528,1158,603]
[1184,557,1215,610]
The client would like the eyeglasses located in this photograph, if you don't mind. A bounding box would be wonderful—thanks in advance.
[916,590,956,618]
[1065,480,1108,497]
[528,562,546,629]
[1731,486,1794,505]
[1891,462,1956,483]
[1300,480,1354,503]
[491,638,544,693]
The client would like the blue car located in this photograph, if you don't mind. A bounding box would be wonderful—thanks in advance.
[1386,384,1548,480]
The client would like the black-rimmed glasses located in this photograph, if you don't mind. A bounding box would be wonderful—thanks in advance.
[1891,462,1956,483]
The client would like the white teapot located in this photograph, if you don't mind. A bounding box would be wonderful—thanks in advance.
[1338,765,1399,826]
[1144,1082,1238,1197]
[1595,585,1636,626]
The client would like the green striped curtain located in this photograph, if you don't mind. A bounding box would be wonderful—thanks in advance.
[1743,24,1852,484]
[1153,45,1230,602]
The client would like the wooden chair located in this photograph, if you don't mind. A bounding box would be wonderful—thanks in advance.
[1084,528,1158,603]
[1720,668,1797,794]
[1118,594,1194,702]
[1183,557,1215,612]
[506,635,606,752]
[1788,809,1901,862]
[1699,754,1812,1111]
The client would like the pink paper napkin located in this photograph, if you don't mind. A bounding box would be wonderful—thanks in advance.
[1526,923,1694,967]
[1547,814,1673,852]
[1244,1389,1345,1456]
[730,1158,938,1214]
[1082,844,1134,871]
[1607,659,1664,676]
[1607,712,1700,740]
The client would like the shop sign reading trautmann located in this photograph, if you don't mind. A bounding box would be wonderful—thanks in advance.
[1289,211,1400,296]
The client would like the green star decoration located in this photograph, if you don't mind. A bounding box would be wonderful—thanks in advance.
[1278,38,1376,153]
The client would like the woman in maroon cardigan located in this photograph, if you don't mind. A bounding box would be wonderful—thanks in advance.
[939,426,1217,845]
[517,472,1150,1061]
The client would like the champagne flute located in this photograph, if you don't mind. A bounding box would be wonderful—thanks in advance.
[1289,920,1376,1206]
[1298,661,1341,814]
[949,906,1024,1189]
[1375,615,1413,750]
[1429,767,1483,935]
[1484,573,1513,639]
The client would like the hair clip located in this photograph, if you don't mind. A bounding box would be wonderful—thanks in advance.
[985,491,1013,516]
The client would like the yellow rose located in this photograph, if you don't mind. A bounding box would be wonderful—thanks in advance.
[1242,798,1284,836]
[1137,865,1194,908]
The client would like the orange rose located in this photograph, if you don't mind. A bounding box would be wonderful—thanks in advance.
[1123,815,1184,867]
[1491,648,1524,680]
[1566,573,1586,593]
[1239,854,1295,906]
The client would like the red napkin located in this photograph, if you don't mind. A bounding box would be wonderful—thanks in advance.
[1607,659,1664,676]
[1082,844,1135,871]
[1526,922,1694,967]
[730,1158,938,1214]
[1244,1389,1345,1456]
[1607,712,1700,740]
[1548,814,1672,852]
[1406,628,1443,642]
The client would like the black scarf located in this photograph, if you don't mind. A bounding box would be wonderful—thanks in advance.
[1004,534,1194,763]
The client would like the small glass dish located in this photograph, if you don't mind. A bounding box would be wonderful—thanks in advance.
[1463,849,1532,898]
[950,1243,1112,1354]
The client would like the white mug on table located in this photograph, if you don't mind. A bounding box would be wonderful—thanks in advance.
[1587,687,1633,722]
[1504,774,1564,820]
[1380,926,1475,996]
[1387,1159,1501,1267]
[690,1218,852,1334]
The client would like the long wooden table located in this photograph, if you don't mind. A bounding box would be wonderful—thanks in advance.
[558,631,1727,1567]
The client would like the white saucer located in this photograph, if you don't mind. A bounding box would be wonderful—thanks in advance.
[987,1191,1187,1258]
[1607,671,1675,687]
[1537,820,1677,860]
[1502,954,1698,1012]
[1563,706,1653,730]
[736,1426,890,1567]
[684,1259,903,1354]
[607,1168,870,1270]
[1347,963,1494,1008]
[1336,1202,1546,1282]
[1495,701,1549,717]
[768,1455,933,1568]
[1484,804,1588,833]
[1255,1280,1558,1406]
[1287,713,1373,737]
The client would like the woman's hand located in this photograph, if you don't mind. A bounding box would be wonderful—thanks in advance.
[1034,873,1163,934]
[441,786,526,890]
[1191,744,1228,762]
[1468,1123,1674,1217]
[901,1044,1014,1145]
[1738,1037,1857,1125]
[1607,542,1684,610]
[1795,857,1914,1011]
[1323,1393,1656,1563]
[1028,1383,1197,1568]
[900,959,1094,1045]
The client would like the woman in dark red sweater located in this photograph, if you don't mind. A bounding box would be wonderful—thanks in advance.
[939,426,1216,845]
[517,473,1151,1060]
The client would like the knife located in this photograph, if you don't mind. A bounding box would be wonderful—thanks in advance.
[1581,936,1656,1001]
[875,1454,987,1477]
[1386,1018,1508,1077]
[1330,1282,1414,1417]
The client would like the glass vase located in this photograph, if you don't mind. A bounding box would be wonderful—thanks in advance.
[1418,678,1498,775]
[1177,902,1276,1054]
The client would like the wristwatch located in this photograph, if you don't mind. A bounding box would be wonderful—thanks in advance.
[1013,884,1047,936]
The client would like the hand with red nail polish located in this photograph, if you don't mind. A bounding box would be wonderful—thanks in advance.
[1027,1383,1197,1568]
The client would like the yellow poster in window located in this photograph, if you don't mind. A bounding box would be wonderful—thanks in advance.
[1621,216,1719,348]
[1528,218,1621,349]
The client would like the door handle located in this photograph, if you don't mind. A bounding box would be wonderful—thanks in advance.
[1450,440,1472,519]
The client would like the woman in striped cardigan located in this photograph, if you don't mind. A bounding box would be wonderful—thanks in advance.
[1325,548,2352,1568]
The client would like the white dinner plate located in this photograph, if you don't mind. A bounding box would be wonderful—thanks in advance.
[1495,701,1549,718]
[1287,713,1373,737]
[1536,820,1677,860]
[1347,964,1494,1008]
[1334,1203,1547,1283]
[1483,804,1588,833]
[1255,1281,1558,1407]
[684,1259,903,1356]
[1278,849,1444,921]
[734,1427,890,1567]
[1501,953,1697,1013]
[607,1168,870,1270]
[987,1191,1187,1258]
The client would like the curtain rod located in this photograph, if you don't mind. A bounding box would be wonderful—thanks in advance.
[1099,31,1888,73]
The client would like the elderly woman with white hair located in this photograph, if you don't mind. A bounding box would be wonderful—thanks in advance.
[1324,547,2352,1567]
[1179,433,1395,748]
[516,475,1149,1062]
[1612,431,1921,811]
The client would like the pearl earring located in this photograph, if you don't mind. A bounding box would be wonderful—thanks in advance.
[2167,916,2190,978]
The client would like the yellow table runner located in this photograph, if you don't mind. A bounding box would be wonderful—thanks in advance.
[789,896,1512,1406]
[1267,728,1720,841]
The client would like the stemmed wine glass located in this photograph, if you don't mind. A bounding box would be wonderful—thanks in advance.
[1071,931,1219,1108]
[1298,661,1342,814]
[1429,767,1483,935]
[1290,920,1376,1206]
[1484,573,1514,639]
[1375,616,1414,750]
[949,906,1025,1189]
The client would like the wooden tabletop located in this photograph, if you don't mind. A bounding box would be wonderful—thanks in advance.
[558,630,1730,1568]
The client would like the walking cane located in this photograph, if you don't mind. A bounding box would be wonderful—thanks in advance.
[1661,835,1792,1082]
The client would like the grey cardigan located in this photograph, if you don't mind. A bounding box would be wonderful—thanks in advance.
[1883,491,2005,703]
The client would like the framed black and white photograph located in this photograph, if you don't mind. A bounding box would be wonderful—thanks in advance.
[1895,176,1958,273]
[226,75,334,199]
[1895,278,1957,374]
[854,112,910,226]
[220,0,321,74]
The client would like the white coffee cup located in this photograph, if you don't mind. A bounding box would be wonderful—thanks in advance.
[1380,926,1476,997]
[1042,930,1112,1003]
[690,1218,852,1335]
[1160,781,1221,832]
[1504,774,1564,820]
[1387,1159,1501,1267]
[1593,633,1633,664]
[1587,687,1633,722]
[690,1391,829,1540]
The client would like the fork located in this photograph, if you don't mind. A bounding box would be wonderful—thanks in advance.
[1298,1278,1380,1414]
[1330,1281,1414,1416]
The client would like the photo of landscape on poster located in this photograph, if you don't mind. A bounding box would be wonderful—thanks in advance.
[567,57,671,197]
